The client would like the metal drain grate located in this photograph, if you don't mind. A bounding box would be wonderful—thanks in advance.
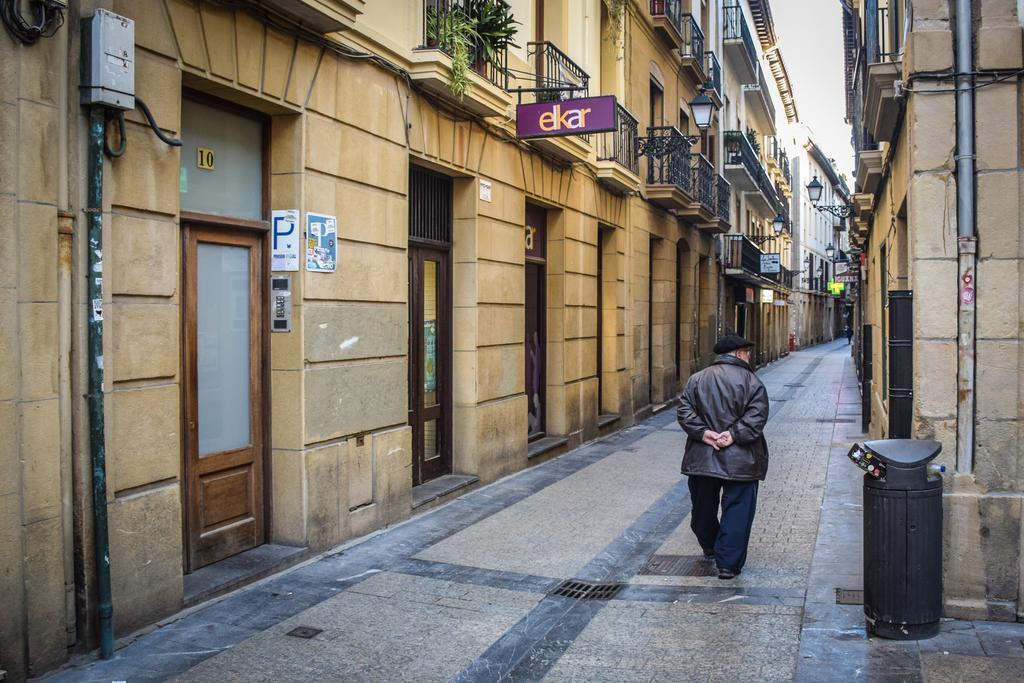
[835,588,864,605]
[286,626,323,639]
[640,555,718,577]
[549,579,625,600]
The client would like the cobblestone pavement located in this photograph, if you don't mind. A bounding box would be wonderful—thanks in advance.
[47,342,1024,682]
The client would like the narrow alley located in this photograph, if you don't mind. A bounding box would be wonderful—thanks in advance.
[41,342,1018,682]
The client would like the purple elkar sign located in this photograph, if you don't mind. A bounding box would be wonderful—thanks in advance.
[516,95,618,139]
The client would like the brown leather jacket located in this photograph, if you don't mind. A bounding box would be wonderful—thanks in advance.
[677,354,770,481]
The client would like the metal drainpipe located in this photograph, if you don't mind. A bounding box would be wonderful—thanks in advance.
[86,106,114,659]
[954,0,977,474]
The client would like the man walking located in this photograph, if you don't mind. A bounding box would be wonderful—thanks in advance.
[677,334,770,579]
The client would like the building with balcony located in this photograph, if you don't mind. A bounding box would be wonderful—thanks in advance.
[0,1,809,677]
[717,0,798,367]
[789,136,851,350]
[842,0,1024,624]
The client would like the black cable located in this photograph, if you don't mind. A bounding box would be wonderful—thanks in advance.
[134,97,182,147]
[1,0,63,45]
[103,109,127,158]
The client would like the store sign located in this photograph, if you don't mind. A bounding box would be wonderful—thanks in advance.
[835,274,858,283]
[759,289,774,304]
[835,261,850,275]
[745,287,756,303]
[760,253,781,274]
[516,95,618,139]
[827,280,846,296]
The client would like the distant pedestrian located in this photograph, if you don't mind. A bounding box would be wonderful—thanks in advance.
[677,334,769,580]
[845,326,853,345]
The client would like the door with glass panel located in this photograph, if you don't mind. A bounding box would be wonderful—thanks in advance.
[183,227,265,570]
[409,246,451,485]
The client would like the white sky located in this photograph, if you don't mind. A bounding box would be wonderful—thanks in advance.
[771,0,854,179]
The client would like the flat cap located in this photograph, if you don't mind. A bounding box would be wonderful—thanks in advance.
[713,333,755,355]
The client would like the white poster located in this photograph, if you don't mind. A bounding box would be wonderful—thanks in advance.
[271,210,300,271]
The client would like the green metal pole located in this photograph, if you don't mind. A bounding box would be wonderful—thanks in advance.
[86,105,114,659]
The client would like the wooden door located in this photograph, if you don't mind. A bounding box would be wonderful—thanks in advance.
[409,245,451,486]
[183,226,266,570]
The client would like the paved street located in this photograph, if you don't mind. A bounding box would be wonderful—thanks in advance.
[48,342,1024,682]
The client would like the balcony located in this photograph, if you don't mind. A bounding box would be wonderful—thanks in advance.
[638,125,694,210]
[680,15,706,85]
[864,60,902,144]
[723,4,757,83]
[855,147,884,195]
[722,234,767,283]
[262,0,364,32]
[764,136,791,193]
[410,0,513,117]
[518,41,592,162]
[742,64,776,134]
[723,235,792,291]
[650,0,684,49]
[689,168,731,234]
[675,153,719,227]
[596,103,641,194]
[704,51,723,107]
[723,131,780,217]
[715,175,731,225]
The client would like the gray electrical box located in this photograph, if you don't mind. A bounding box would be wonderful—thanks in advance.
[80,9,135,110]
[270,275,293,332]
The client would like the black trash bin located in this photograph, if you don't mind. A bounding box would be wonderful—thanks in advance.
[847,439,944,639]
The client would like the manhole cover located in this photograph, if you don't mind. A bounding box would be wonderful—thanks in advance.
[640,555,718,577]
[549,579,625,600]
[835,588,864,605]
[286,626,323,639]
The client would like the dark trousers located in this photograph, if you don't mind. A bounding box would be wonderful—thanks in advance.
[687,476,759,572]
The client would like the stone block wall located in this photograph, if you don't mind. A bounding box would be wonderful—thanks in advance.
[0,11,71,680]
[863,0,1024,621]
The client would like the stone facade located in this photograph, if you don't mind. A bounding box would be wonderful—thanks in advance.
[844,0,1024,621]
[0,0,809,678]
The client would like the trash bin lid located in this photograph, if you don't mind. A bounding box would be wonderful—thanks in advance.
[862,439,942,467]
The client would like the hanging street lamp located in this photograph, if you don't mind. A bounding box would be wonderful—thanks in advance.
[806,175,853,218]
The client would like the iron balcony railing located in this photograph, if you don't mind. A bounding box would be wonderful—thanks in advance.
[596,103,640,177]
[721,234,762,274]
[527,41,589,102]
[715,175,731,222]
[704,51,722,96]
[650,0,682,35]
[723,4,757,74]
[422,0,510,90]
[681,14,704,64]
[638,125,693,193]
[765,136,791,185]
[775,182,789,223]
[692,153,715,212]
[724,130,781,214]
[745,63,776,124]
[877,5,904,63]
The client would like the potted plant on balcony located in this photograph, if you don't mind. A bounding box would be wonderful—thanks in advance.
[468,0,519,74]
[425,3,479,100]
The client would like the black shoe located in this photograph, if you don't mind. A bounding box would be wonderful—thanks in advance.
[717,568,739,580]
[702,548,715,558]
